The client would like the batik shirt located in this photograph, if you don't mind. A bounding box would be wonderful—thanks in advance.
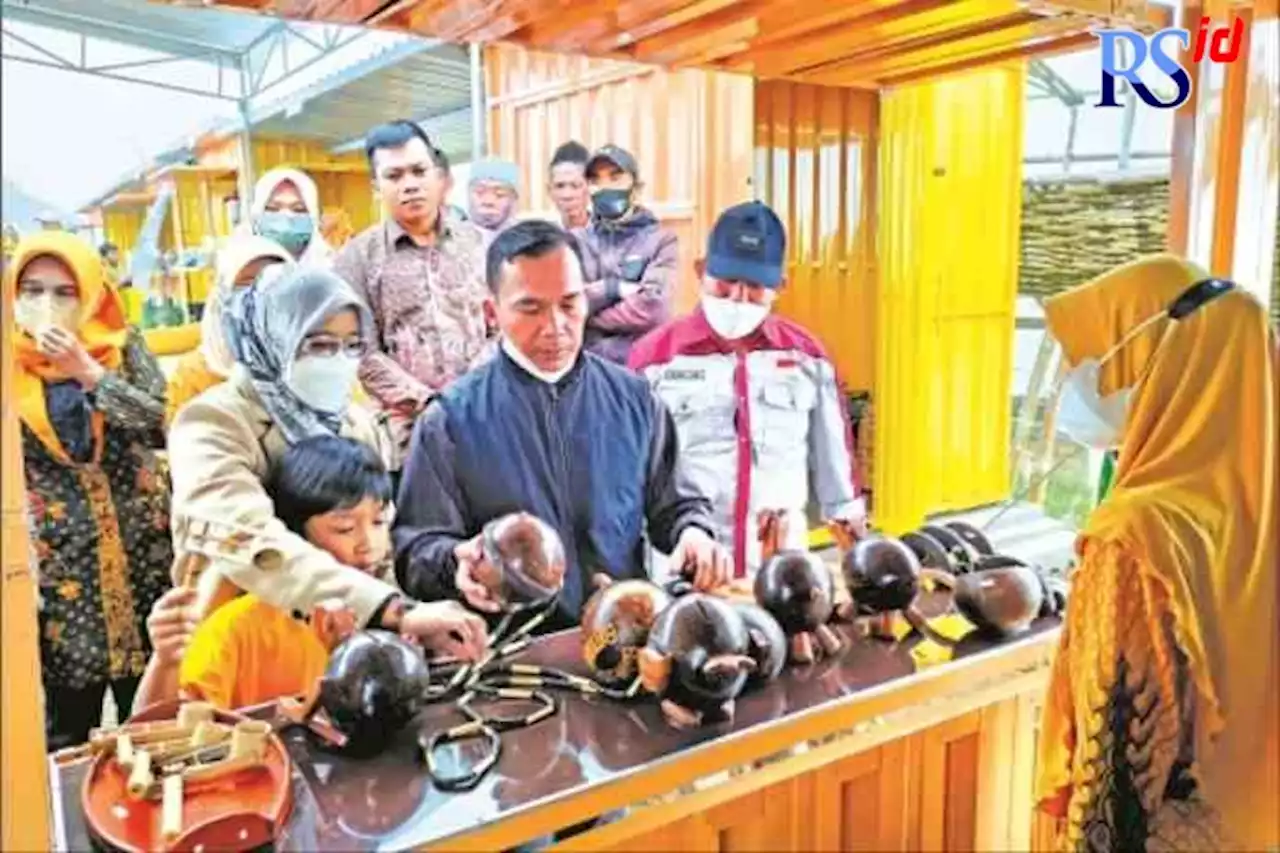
[334,216,496,460]
[24,327,173,690]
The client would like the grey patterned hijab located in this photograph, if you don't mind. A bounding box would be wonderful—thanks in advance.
[222,265,372,444]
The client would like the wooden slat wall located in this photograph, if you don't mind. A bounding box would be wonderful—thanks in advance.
[755,81,878,393]
[485,44,756,315]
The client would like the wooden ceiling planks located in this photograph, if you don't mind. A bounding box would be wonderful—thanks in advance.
[170,0,1163,87]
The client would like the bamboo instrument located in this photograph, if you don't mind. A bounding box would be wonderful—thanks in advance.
[177,703,215,730]
[92,721,191,753]
[229,720,270,761]
[161,774,183,843]
[178,753,266,786]
[126,750,153,800]
[148,723,231,764]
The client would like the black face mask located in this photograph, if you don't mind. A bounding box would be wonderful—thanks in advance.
[591,188,631,221]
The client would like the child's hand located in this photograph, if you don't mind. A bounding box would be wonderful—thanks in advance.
[401,600,489,661]
[147,587,197,665]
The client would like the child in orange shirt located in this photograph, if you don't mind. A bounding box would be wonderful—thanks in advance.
[134,435,473,712]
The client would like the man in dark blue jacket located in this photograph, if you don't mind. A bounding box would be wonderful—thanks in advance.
[393,219,728,628]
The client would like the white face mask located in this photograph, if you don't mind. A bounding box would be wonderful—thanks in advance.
[1056,359,1133,449]
[501,338,574,384]
[14,293,79,336]
[287,354,360,413]
[702,295,769,340]
[1052,309,1172,450]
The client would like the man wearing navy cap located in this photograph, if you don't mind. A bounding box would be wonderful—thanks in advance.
[629,201,867,581]
[574,144,679,364]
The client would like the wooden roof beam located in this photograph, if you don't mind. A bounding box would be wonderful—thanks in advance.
[404,0,506,42]
[630,14,761,63]
[861,20,1087,80]
[788,9,1041,76]
[740,0,1015,77]
[879,29,1095,85]
[516,0,626,51]
[622,0,763,57]
[1024,0,1170,29]
[582,0,732,53]
[799,13,1083,83]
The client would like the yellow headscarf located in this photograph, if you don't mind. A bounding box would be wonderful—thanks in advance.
[7,231,129,464]
[1040,254,1278,845]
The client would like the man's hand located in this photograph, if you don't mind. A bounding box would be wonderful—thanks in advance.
[828,504,871,550]
[453,535,502,613]
[669,527,731,591]
[400,600,489,661]
[146,587,197,666]
[37,327,105,389]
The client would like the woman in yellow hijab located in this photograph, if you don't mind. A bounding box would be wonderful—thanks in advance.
[8,231,173,750]
[165,236,294,422]
[1036,254,1278,850]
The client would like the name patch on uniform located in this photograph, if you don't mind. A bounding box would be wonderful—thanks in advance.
[776,358,799,369]
[664,368,706,381]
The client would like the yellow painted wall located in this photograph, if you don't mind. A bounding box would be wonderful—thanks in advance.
[874,63,1024,533]
[755,81,878,393]
[2,275,52,852]
[252,138,380,232]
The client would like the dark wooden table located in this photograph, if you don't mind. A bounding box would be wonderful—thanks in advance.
[51,616,1060,851]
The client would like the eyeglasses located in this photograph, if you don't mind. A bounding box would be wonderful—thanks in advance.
[298,334,366,358]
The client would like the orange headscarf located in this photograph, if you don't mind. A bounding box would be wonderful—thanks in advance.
[1039,254,1278,846]
[7,231,130,464]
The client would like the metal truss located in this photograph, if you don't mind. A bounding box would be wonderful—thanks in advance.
[1027,57,1143,176]
[0,1,367,102]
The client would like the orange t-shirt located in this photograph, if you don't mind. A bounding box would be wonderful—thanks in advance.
[179,595,329,710]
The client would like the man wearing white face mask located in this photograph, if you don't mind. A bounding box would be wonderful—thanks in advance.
[629,201,867,581]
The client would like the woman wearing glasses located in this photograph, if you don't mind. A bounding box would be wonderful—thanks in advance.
[163,266,488,663]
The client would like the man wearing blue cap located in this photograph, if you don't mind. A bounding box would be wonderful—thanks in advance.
[467,157,521,251]
[630,201,867,581]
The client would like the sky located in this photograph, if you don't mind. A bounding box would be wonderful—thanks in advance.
[1,53,237,215]
[0,12,410,216]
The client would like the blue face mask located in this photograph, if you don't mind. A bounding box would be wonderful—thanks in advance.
[254,211,313,257]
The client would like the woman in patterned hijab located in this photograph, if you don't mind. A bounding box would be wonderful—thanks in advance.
[222,265,373,444]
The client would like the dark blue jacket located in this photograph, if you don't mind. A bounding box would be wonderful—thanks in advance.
[393,348,714,627]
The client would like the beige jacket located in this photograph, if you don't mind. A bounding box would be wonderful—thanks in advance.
[167,373,398,625]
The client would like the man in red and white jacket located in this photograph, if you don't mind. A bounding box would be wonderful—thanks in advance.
[629,201,866,581]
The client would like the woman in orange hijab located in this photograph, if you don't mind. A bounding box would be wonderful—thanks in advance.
[1036,254,1277,850]
[8,232,174,751]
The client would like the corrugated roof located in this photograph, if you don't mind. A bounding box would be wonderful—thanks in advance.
[6,0,478,210]
[247,42,475,160]
[0,0,280,60]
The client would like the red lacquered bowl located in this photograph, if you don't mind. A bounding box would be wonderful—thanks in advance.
[81,700,293,853]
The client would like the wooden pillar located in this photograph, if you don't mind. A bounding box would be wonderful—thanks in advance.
[2,279,52,847]
[1170,0,1279,308]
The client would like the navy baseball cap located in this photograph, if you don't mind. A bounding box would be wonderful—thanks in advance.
[586,144,639,180]
[705,201,787,288]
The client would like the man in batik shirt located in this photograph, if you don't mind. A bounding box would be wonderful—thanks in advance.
[334,120,494,468]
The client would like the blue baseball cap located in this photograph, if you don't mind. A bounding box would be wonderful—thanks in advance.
[705,201,786,288]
